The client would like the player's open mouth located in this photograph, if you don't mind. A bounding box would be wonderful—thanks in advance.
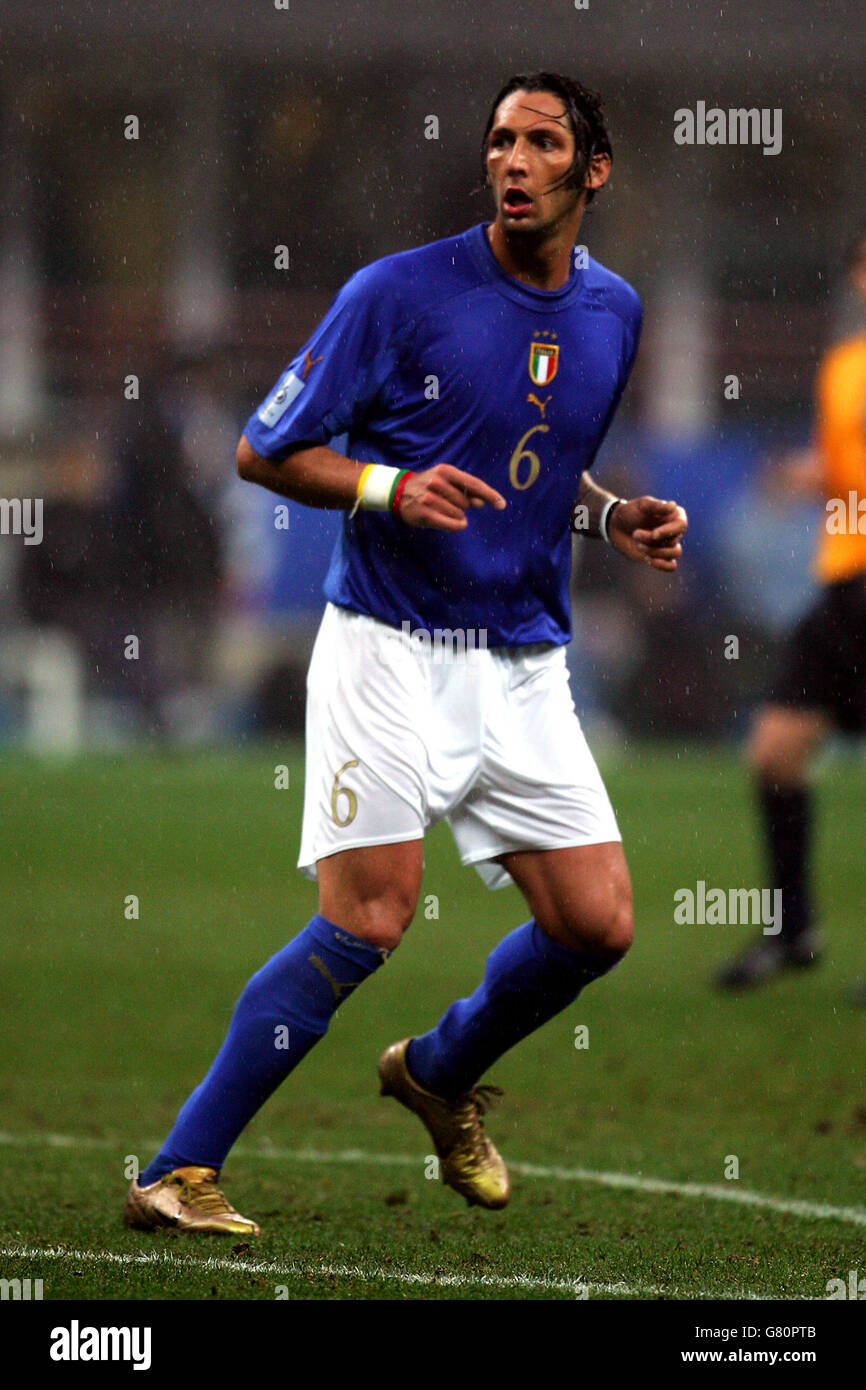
[503,187,533,215]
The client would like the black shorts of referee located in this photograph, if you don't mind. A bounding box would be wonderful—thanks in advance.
[766,573,866,734]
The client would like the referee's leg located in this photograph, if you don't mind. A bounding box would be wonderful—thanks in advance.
[748,703,830,787]
[713,703,829,990]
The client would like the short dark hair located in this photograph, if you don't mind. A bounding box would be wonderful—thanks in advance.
[481,72,612,203]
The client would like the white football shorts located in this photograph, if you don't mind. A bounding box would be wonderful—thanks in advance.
[298,602,621,890]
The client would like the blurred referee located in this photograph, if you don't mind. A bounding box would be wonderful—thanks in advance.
[715,227,866,993]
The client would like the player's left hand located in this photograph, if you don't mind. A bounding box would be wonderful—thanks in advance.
[609,496,688,571]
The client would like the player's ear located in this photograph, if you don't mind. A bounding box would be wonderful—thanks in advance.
[585,152,611,192]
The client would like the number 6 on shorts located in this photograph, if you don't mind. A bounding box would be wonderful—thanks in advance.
[331,759,359,827]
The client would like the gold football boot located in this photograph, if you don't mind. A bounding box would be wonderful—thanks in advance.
[123,1166,261,1236]
[378,1038,510,1209]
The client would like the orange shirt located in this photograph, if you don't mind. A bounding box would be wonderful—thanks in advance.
[814,335,866,583]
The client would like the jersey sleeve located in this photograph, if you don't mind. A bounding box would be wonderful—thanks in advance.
[618,292,643,391]
[242,263,402,461]
[588,288,643,468]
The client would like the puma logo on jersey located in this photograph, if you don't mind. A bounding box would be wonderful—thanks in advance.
[527,393,551,418]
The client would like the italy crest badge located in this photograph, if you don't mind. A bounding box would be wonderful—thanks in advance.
[529,341,559,385]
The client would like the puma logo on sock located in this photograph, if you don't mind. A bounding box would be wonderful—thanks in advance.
[309,954,359,1002]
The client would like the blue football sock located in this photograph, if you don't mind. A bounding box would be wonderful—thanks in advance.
[138,914,387,1184]
[406,919,616,1099]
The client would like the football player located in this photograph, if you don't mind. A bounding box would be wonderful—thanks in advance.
[125,71,687,1235]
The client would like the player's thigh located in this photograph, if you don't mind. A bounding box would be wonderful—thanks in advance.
[747,704,830,784]
[451,644,621,890]
[317,839,424,951]
[500,841,633,961]
[299,603,431,933]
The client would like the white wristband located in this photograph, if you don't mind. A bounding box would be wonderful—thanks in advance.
[359,464,402,510]
[349,463,404,518]
[600,496,625,545]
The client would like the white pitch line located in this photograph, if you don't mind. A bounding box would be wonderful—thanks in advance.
[2,1129,865,1230]
[509,1161,866,1229]
[0,1244,748,1300]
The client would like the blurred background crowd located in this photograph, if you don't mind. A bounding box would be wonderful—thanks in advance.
[1,0,864,749]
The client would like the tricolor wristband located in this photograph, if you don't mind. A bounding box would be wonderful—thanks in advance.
[600,496,625,545]
[353,464,415,517]
[390,469,412,514]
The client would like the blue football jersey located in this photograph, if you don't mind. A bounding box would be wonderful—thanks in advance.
[243,222,642,647]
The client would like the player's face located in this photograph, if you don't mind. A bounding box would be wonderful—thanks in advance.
[485,90,585,235]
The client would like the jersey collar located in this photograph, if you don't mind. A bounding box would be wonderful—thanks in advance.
[465,222,585,312]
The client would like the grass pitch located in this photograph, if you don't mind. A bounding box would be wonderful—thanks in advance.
[1,741,865,1301]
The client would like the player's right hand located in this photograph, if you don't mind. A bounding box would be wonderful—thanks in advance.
[398,464,506,530]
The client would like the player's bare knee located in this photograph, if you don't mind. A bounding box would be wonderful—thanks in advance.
[747,731,784,782]
[584,895,633,963]
[749,742,804,787]
[608,896,635,959]
[542,892,633,964]
[345,885,417,952]
[747,707,824,786]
